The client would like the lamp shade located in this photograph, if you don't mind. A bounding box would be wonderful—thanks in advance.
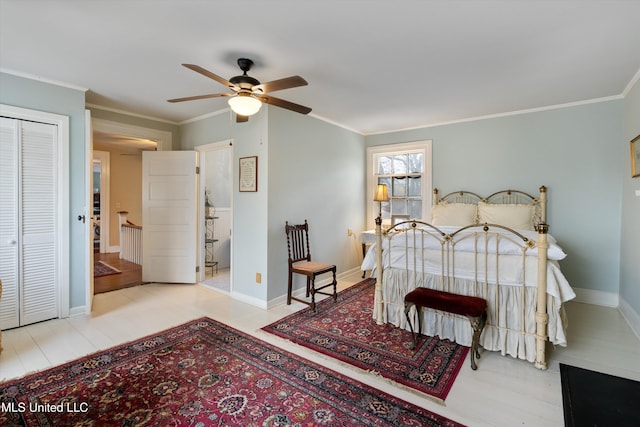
[228,94,262,116]
[373,184,389,201]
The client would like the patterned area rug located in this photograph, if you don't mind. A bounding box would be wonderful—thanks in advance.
[262,278,469,402]
[0,317,465,426]
[93,260,121,277]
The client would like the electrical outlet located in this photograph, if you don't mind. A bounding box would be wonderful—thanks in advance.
[256,273,261,284]
[347,228,353,236]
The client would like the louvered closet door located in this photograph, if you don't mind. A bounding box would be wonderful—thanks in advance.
[0,118,58,329]
[0,118,20,329]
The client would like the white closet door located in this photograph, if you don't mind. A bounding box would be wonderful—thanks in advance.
[0,118,20,329]
[20,121,58,325]
[0,118,58,329]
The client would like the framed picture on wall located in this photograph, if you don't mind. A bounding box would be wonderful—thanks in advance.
[239,156,258,192]
[631,135,640,178]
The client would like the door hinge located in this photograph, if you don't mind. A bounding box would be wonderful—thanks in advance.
[196,266,200,273]
[196,166,200,174]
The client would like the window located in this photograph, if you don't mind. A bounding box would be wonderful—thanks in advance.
[366,141,432,229]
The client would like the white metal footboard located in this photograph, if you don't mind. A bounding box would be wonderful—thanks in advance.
[373,187,551,369]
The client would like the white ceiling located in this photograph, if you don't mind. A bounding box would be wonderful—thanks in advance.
[1,1,639,135]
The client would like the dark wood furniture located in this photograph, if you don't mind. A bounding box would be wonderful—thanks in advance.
[285,220,337,311]
[404,287,488,370]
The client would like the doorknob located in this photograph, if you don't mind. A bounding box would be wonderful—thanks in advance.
[77,215,86,223]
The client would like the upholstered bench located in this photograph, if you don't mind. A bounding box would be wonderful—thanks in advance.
[404,287,488,370]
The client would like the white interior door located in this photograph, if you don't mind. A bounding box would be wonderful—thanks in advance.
[0,117,20,329]
[142,151,198,284]
[0,117,59,328]
[85,110,94,313]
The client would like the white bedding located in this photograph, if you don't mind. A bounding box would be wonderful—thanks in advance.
[363,224,576,362]
[374,269,570,362]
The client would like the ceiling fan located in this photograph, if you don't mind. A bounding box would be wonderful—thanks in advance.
[168,58,311,122]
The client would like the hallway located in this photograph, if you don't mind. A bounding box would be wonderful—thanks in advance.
[94,252,142,294]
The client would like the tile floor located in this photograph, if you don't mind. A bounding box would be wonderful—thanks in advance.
[1,271,639,426]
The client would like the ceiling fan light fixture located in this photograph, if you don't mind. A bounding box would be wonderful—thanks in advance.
[228,93,262,116]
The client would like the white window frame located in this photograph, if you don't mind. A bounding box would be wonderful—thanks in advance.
[366,140,432,230]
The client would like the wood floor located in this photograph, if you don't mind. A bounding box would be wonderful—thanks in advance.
[93,252,142,294]
[1,270,639,426]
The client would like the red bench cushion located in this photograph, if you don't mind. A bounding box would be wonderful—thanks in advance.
[404,288,487,317]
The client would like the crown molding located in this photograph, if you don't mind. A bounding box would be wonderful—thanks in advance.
[364,94,625,136]
[86,103,179,125]
[1,67,88,92]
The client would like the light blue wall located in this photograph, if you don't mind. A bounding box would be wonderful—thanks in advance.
[365,101,624,298]
[181,107,365,303]
[180,112,230,148]
[0,72,87,308]
[181,109,270,301]
[621,80,640,314]
[267,107,365,301]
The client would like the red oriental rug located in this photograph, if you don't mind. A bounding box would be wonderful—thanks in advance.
[0,317,465,427]
[262,278,469,402]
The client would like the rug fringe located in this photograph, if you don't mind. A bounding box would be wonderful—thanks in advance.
[254,329,446,406]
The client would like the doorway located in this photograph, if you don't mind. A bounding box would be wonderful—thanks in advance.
[197,140,233,293]
[87,118,169,299]
[92,150,110,254]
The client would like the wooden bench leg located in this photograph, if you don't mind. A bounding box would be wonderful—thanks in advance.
[404,301,422,350]
[467,310,487,370]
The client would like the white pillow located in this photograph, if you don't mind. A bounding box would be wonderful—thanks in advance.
[431,203,477,226]
[477,202,534,230]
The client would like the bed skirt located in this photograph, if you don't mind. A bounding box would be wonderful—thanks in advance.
[373,269,569,362]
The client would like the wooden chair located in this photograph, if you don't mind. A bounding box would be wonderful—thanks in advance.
[285,220,337,311]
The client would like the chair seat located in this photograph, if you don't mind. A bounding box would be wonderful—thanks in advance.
[292,261,335,274]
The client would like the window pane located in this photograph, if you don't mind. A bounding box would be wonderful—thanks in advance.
[373,145,428,227]
[392,154,407,174]
[391,200,407,215]
[408,176,421,197]
[408,200,422,219]
[408,152,423,173]
[378,156,393,174]
[392,176,406,197]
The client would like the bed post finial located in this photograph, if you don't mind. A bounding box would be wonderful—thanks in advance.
[433,188,439,206]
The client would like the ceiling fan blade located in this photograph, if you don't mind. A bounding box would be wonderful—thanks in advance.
[253,76,308,94]
[257,95,312,115]
[236,114,249,123]
[182,64,237,90]
[167,93,231,103]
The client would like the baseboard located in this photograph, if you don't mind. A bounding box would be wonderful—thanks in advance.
[69,305,87,317]
[266,267,362,309]
[571,287,619,307]
[230,291,268,310]
[618,297,640,341]
[107,245,120,253]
